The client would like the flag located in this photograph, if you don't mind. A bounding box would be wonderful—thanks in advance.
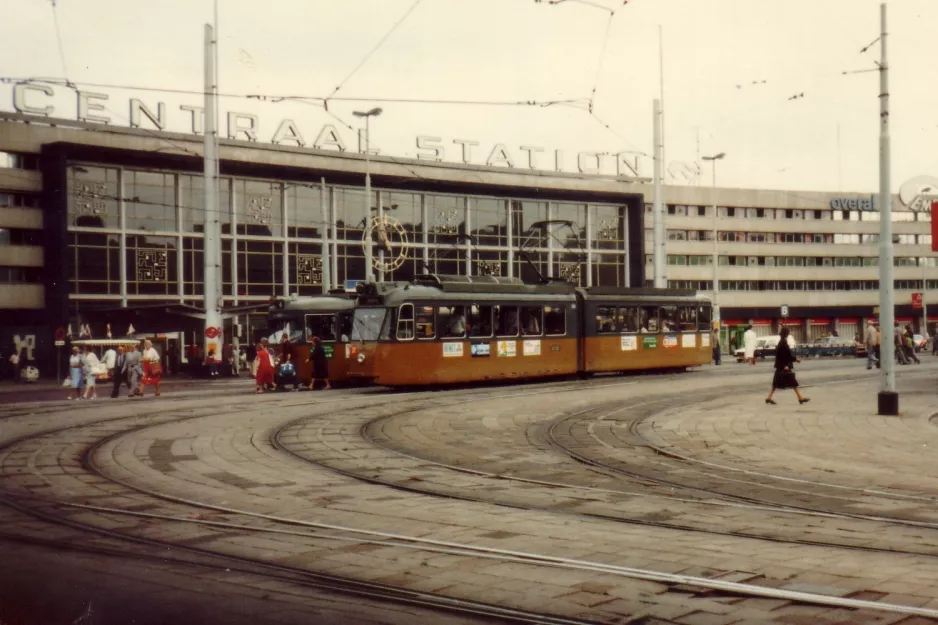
[67,324,73,337]
[106,323,112,339]
[80,324,91,338]
[126,323,136,336]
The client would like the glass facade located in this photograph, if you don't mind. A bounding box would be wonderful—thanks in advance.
[65,163,632,307]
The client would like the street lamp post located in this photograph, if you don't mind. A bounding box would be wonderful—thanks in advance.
[353,107,383,283]
[702,152,726,340]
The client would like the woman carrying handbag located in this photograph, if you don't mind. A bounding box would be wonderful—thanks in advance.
[766,327,809,405]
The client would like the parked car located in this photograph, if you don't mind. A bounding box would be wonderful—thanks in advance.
[804,335,854,358]
[735,335,795,362]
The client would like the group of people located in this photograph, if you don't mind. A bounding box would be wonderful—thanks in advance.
[252,334,331,394]
[66,340,162,400]
[864,320,924,369]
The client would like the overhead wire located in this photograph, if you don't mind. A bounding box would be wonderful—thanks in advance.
[324,0,425,107]
[48,1,72,88]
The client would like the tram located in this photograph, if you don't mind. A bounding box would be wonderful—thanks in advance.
[265,294,355,385]
[346,274,713,386]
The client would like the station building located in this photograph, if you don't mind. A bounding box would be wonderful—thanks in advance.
[0,110,933,375]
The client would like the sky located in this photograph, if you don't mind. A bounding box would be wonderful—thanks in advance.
[1,0,936,193]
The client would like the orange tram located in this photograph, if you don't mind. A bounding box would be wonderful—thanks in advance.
[266,294,355,385]
[346,274,713,386]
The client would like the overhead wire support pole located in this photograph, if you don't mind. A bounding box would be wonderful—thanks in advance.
[877,2,897,415]
[203,23,223,362]
[652,99,665,288]
[658,25,665,183]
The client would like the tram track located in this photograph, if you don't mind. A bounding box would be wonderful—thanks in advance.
[6,372,938,621]
[0,381,653,625]
[274,373,938,561]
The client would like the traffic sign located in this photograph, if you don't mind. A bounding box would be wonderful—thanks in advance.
[780,304,789,318]
[205,327,220,339]
[913,292,923,310]
[54,340,65,347]
[55,327,66,341]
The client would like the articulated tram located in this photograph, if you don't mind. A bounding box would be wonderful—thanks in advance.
[346,275,713,386]
[266,294,356,385]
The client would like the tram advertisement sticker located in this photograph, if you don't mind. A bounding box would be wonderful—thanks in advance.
[642,336,658,349]
[471,343,491,357]
[522,340,541,356]
[701,334,711,347]
[620,336,637,351]
[497,340,517,358]
[663,335,678,349]
[323,345,334,358]
[681,334,696,348]
[443,342,464,358]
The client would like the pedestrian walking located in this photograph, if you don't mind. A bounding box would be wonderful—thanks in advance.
[140,340,162,396]
[67,346,84,400]
[894,322,909,365]
[124,343,143,397]
[765,327,809,405]
[904,325,921,364]
[254,341,274,393]
[865,319,880,370]
[110,345,131,398]
[276,333,300,391]
[711,327,721,365]
[743,325,757,366]
[81,346,99,400]
[307,336,332,391]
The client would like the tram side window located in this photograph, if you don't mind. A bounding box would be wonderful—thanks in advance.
[337,313,352,342]
[679,306,697,332]
[596,306,617,333]
[397,304,415,341]
[659,306,678,333]
[639,307,659,333]
[305,314,336,343]
[494,305,519,337]
[468,304,493,338]
[440,305,467,339]
[416,305,435,339]
[521,306,543,336]
[697,305,712,332]
[544,306,566,336]
[618,307,640,333]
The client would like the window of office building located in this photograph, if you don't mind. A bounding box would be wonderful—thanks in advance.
[127,235,177,295]
[69,232,121,295]
[125,171,176,232]
[473,197,508,247]
[286,184,323,240]
[68,165,120,229]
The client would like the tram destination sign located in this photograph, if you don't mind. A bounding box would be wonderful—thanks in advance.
[8,83,647,178]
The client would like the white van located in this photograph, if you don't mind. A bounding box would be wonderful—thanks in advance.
[735,334,795,362]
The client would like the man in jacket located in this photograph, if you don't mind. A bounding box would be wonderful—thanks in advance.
[110,345,130,398]
[865,319,880,370]
[122,343,143,397]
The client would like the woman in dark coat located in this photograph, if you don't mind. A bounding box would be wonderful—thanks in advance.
[307,336,331,391]
[766,327,809,405]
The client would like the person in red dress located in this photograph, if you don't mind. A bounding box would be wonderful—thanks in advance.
[254,341,274,393]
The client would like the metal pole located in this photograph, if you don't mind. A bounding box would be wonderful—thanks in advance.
[922,264,928,338]
[658,26,666,183]
[711,162,720,329]
[652,99,665,288]
[364,116,373,283]
[320,177,331,293]
[877,2,897,415]
[203,23,223,363]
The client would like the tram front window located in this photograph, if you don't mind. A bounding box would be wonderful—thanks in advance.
[267,318,304,343]
[351,308,388,341]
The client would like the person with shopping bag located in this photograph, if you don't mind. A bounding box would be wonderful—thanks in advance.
[765,327,809,405]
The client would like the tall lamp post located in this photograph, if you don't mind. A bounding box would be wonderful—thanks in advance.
[702,152,726,338]
[353,107,383,283]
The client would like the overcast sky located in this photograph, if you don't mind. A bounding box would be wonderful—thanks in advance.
[2,0,936,193]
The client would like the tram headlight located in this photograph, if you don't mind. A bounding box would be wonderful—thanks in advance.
[357,353,366,364]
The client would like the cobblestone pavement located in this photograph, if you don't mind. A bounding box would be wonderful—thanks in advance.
[1,359,938,624]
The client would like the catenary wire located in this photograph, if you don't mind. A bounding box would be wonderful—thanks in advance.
[324,0,425,105]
